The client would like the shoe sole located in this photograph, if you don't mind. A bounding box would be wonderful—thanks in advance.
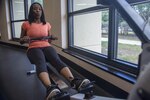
[46,89,60,100]
[77,79,90,91]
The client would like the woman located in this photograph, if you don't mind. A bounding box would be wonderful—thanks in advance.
[20,2,90,100]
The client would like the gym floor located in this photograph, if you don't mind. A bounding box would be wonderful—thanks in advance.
[0,44,45,100]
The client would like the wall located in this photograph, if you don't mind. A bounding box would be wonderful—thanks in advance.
[0,0,133,95]
[0,0,9,41]
[44,0,68,48]
[0,0,19,45]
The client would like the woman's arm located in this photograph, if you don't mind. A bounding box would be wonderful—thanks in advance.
[20,27,30,44]
[48,30,58,43]
[48,30,52,43]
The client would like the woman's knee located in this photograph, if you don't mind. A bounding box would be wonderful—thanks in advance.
[51,59,67,72]
[36,63,48,75]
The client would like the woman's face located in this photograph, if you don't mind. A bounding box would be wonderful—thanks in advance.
[32,4,42,19]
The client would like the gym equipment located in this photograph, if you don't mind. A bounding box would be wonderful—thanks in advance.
[30,35,58,41]
[27,64,96,100]
[20,35,58,44]
[127,43,150,100]
[50,91,70,100]
[25,36,95,100]
[77,81,95,99]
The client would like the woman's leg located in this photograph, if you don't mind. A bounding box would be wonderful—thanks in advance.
[27,48,61,100]
[44,46,91,91]
[39,72,51,88]
[60,67,74,82]
[27,48,51,88]
[43,46,74,82]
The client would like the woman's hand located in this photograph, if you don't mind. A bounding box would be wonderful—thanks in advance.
[20,36,30,44]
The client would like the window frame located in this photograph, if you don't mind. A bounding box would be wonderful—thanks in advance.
[9,0,43,40]
[67,0,149,82]
[9,0,28,41]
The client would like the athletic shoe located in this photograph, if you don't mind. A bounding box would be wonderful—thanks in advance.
[71,78,90,91]
[46,85,61,100]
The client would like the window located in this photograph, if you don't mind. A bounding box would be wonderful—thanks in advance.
[68,0,149,80]
[9,0,43,40]
[73,10,109,55]
[12,0,25,20]
[73,0,99,11]
[117,14,142,64]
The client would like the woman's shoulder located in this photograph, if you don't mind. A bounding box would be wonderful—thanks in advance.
[23,21,30,24]
[46,22,51,25]
[45,22,52,30]
[22,21,30,29]
[46,22,51,27]
[22,21,30,26]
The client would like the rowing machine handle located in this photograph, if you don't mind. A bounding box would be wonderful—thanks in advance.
[19,35,58,44]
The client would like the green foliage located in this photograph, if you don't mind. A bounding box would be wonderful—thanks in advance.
[102,41,141,64]
[117,43,141,64]
[133,3,150,21]
[102,11,109,22]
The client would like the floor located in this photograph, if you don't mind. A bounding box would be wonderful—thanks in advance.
[0,44,45,100]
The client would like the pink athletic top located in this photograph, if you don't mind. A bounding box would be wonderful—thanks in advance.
[22,21,51,49]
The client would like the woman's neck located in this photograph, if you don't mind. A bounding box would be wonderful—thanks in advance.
[33,19,41,23]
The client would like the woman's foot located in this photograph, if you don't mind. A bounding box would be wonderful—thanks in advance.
[46,85,61,100]
[71,78,91,91]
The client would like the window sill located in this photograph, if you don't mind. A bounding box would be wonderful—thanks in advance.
[63,49,136,84]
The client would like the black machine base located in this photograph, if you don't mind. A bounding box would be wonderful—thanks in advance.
[51,92,70,100]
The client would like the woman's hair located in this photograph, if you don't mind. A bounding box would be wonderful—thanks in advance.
[28,2,46,24]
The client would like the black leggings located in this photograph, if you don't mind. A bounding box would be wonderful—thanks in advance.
[27,46,67,75]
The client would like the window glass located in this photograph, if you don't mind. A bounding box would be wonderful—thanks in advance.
[117,15,142,64]
[73,10,109,55]
[101,10,109,55]
[14,22,23,38]
[68,0,150,78]
[12,0,25,20]
[73,0,98,11]
[28,0,43,11]
[133,2,150,22]
[133,2,150,39]
[117,2,150,64]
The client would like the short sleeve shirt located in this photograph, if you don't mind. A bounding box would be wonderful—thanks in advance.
[22,21,51,48]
